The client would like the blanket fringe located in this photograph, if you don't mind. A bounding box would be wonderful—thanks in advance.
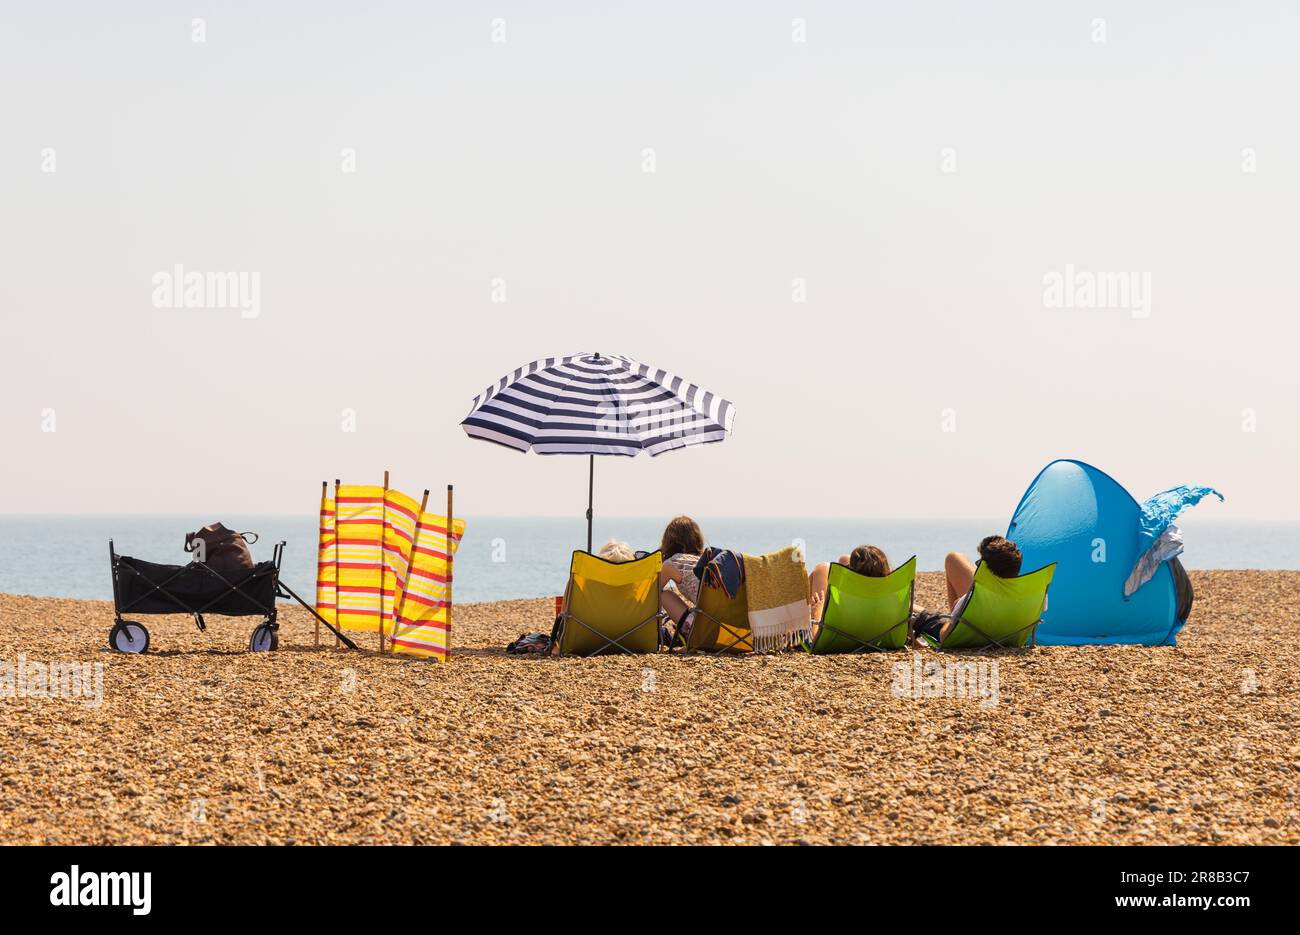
[753,627,810,654]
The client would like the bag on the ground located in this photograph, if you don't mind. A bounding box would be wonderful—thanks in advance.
[911,609,952,642]
[507,632,552,655]
[184,522,258,570]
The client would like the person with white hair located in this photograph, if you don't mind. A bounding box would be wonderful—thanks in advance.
[596,539,635,563]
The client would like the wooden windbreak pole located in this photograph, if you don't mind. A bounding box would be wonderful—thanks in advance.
[333,478,341,648]
[446,484,454,661]
[391,488,430,657]
[316,480,327,647]
[380,469,389,653]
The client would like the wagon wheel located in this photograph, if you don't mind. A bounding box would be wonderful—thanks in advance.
[249,621,279,653]
[109,621,150,654]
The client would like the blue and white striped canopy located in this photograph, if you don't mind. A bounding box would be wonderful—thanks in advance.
[461,353,736,457]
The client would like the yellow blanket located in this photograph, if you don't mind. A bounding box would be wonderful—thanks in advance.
[743,546,810,652]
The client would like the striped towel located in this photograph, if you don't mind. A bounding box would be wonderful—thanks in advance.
[743,546,810,652]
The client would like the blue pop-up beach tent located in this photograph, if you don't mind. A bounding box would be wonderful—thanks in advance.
[1006,459,1221,646]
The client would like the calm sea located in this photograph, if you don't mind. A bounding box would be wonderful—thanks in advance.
[0,515,1294,604]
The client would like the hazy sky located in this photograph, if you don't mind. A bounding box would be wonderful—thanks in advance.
[2,2,1296,522]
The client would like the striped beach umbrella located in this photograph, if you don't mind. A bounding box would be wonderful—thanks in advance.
[461,353,736,551]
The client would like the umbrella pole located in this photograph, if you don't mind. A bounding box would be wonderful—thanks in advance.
[586,454,594,553]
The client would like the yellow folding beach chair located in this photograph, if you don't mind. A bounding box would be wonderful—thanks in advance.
[554,550,663,656]
[929,561,1057,650]
[682,580,753,654]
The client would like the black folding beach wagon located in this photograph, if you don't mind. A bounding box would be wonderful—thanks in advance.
[107,538,354,654]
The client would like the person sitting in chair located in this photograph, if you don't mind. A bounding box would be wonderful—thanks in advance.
[658,515,706,645]
[912,535,1025,646]
[806,545,892,642]
[596,539,636,563]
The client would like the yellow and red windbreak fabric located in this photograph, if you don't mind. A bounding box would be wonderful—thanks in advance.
[316,485,388,631]
[390,510,465,661]
[380,488,422,633]
[315,490,338,620]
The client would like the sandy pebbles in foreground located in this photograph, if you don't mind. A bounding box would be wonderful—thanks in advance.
[0,570,1296,845]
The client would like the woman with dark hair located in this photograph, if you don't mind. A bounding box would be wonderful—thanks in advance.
[658,515,706,640]
[807,545,892,633]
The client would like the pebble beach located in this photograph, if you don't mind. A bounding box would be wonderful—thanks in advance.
[1,570,1296,845]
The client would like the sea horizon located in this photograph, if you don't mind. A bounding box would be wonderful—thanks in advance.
[1,513,1295,605]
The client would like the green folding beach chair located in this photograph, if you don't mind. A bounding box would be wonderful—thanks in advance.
[682,580,753,655]
[554,550,663,656]
[929,561,1056,650]
[807,556,916,653]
